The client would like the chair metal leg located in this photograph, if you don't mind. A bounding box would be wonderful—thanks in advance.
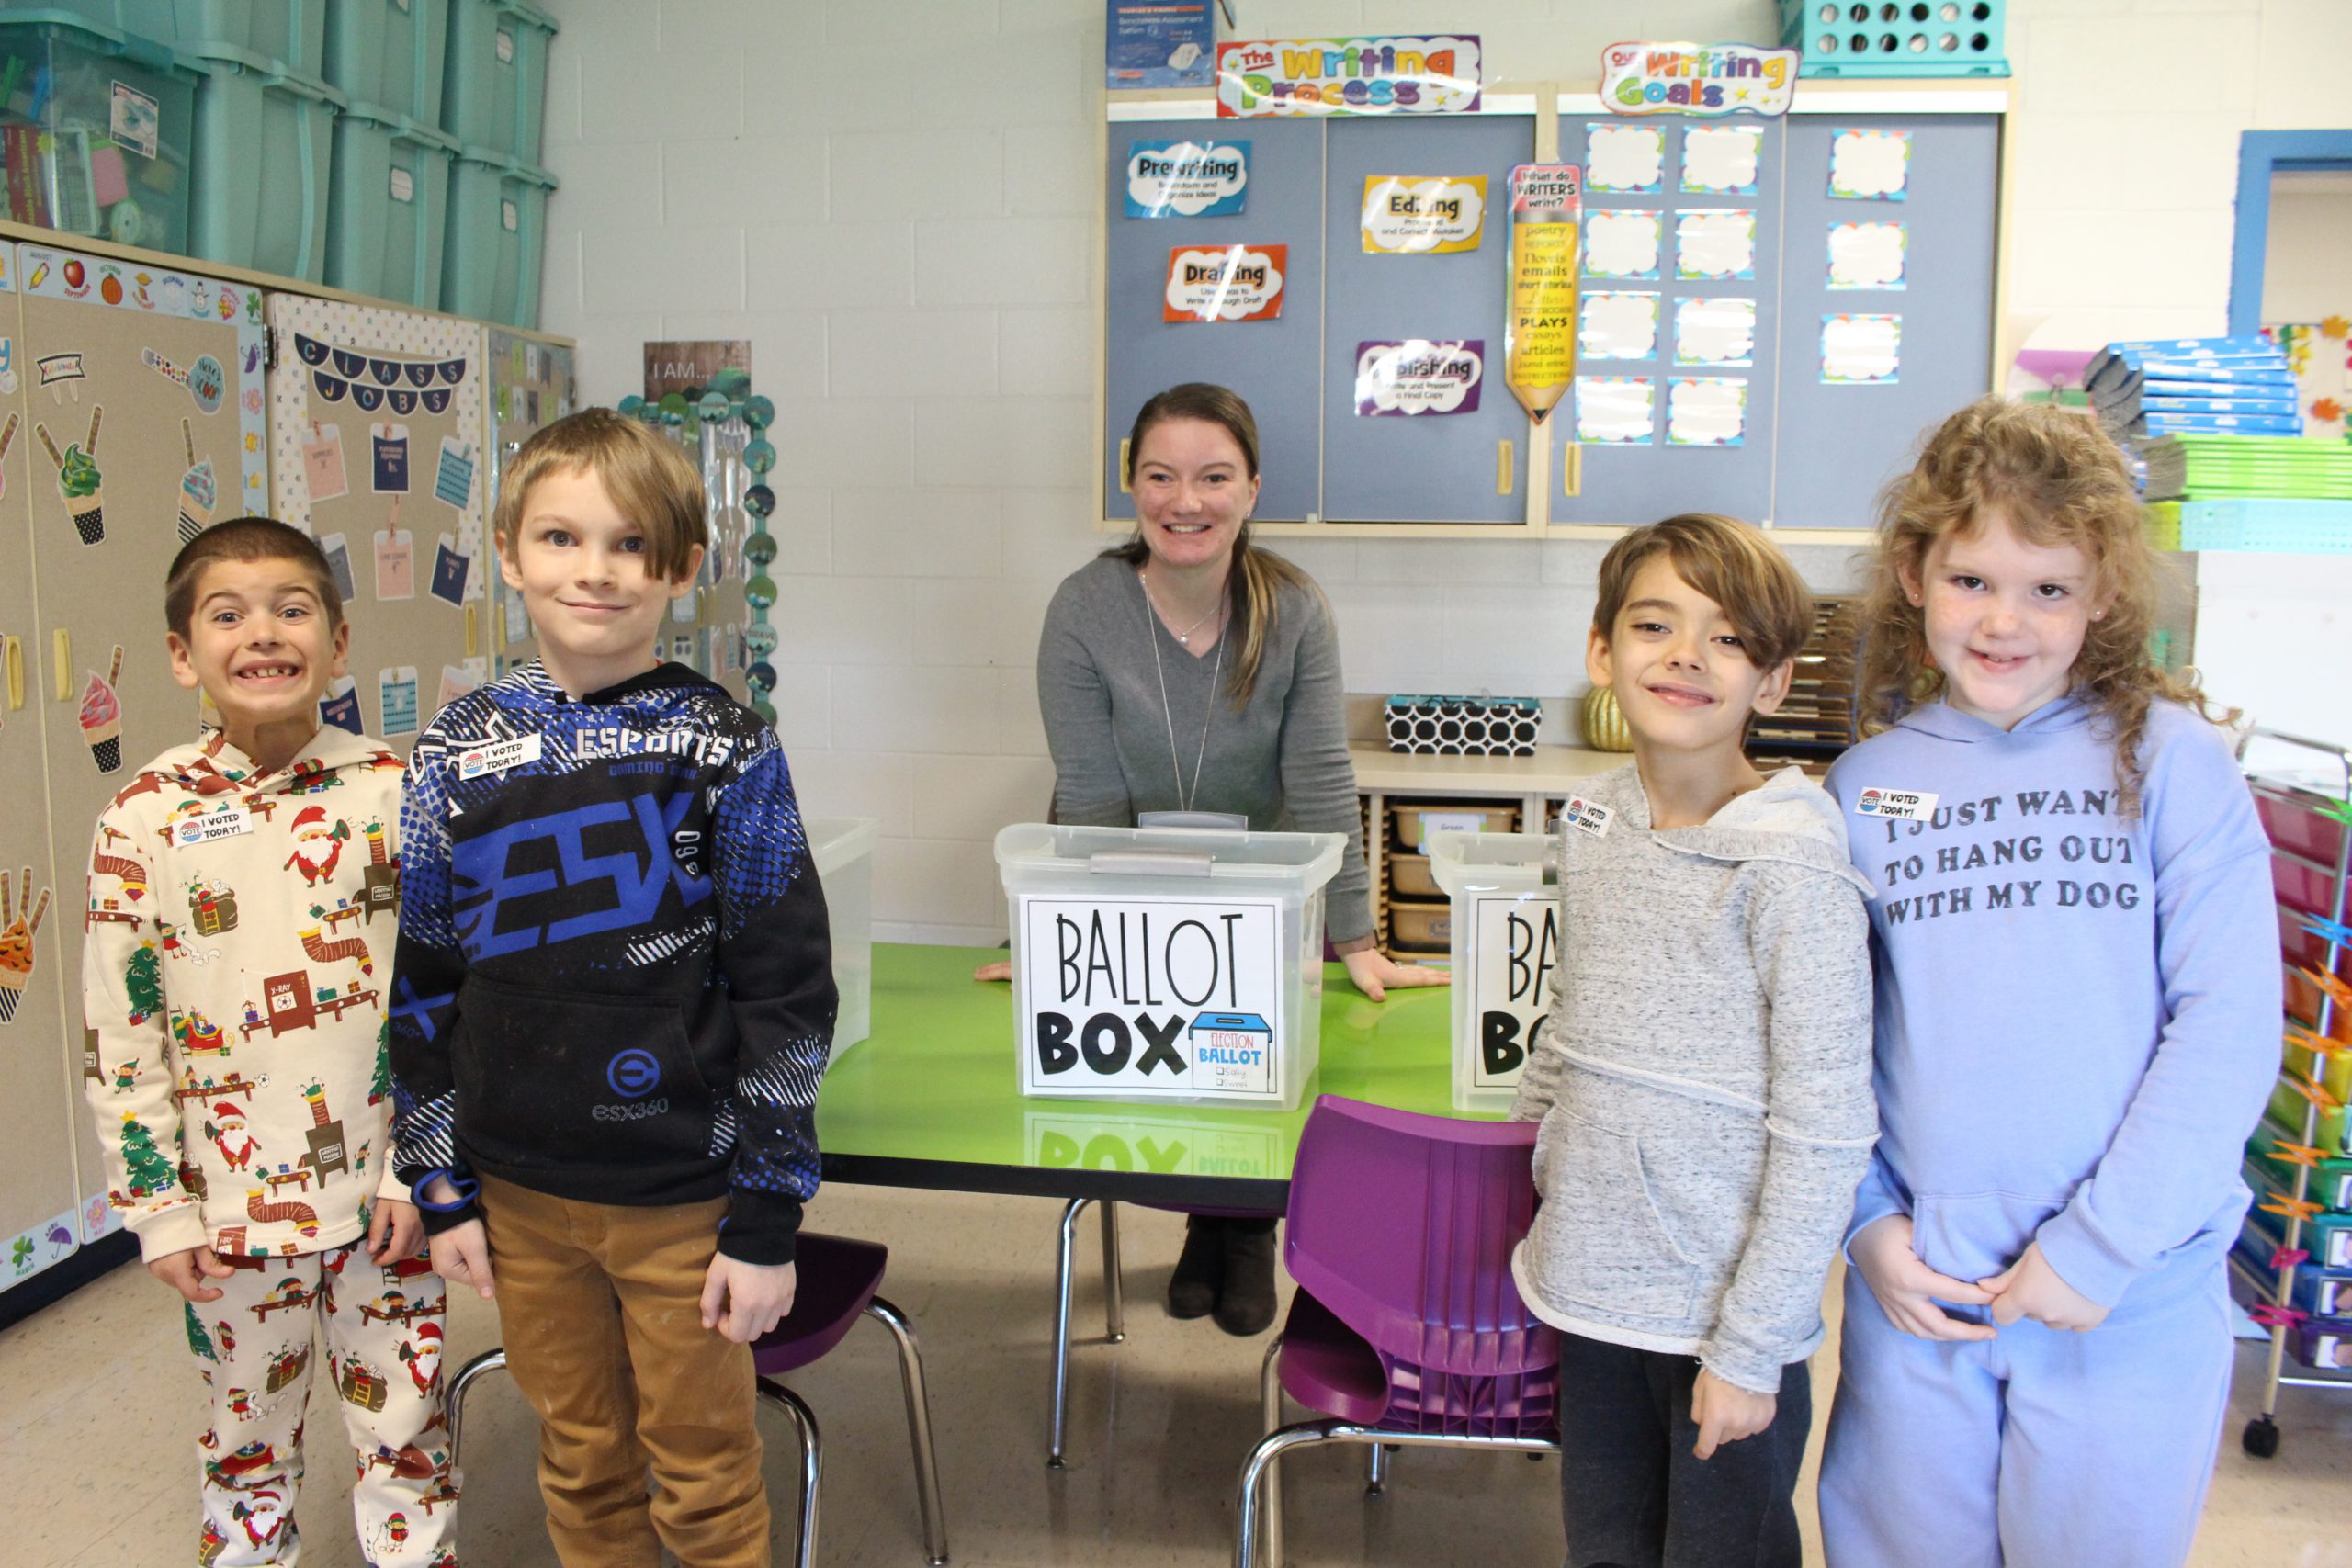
[864,1297,951,1565]
[1048,1195,1092,1467]
[1234,1418,1561,1568]
[1099,1198,1125,1342]
[756,1377,822,1568]
[444,1347,508,1471]
[1258,1335,1284,1568]
[1366,1440,1389,1496]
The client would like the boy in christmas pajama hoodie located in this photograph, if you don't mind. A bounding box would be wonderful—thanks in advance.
[86,726,457,1568]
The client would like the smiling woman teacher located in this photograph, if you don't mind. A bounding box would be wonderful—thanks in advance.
[980,381,1445,1334]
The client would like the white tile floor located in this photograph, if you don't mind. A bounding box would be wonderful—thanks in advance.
[7,1189,2349,1567]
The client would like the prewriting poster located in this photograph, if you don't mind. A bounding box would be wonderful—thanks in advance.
[1125,139,1250,217]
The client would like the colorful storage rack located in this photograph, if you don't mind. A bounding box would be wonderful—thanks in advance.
[2233,728,2352,1457]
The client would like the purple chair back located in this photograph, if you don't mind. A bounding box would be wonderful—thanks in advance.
[1283,1095,1558,1438]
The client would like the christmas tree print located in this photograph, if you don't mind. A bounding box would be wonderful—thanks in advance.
[369,1026,391,1104]
[125,942,164,1026]
[119,1113,175,1196]
[187,1303,217,1361]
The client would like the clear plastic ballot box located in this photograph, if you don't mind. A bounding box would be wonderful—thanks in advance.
[1427,830,1558,1110]
[807,817,878,1062]
[993,823,1345,1110]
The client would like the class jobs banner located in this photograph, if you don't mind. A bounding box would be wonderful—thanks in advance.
[1216,35,1480,118]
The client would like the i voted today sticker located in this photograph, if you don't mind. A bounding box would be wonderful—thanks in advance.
[457,734,541,780]
[1854,787,1939,821]
[1560,795,1614,839]
[175,807,253,845]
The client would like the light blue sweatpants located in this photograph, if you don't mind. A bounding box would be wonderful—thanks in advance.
[1819,1260,2235,1568]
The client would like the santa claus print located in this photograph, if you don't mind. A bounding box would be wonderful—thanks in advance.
[205,1102,258,1170]
[231,1485,287,1550]
[284,807,349,887]
[397,1319,444,1396]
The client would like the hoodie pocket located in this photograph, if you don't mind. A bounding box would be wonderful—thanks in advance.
[1532,1106,1700,1323]
[454,974,717,1170]
[1910,1190,2068,1289]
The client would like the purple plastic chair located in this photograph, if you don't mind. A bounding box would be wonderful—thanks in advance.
[1231,1096,1559,1568]
[446,1232,949,1568]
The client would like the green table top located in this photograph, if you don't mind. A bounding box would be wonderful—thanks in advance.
[815,943,1498,1208]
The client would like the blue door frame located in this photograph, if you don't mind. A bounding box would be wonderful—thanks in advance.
[2229,130,2352,337]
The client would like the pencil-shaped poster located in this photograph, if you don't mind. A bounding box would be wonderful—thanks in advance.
[1504,164,1581,423]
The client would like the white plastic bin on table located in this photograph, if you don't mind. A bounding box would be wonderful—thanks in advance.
[807,817,877,1061]
[993,823,1344,1111]
[1428,829,1557,1109]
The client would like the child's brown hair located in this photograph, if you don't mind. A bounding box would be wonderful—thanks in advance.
[1860,396,2222,813]
[164,518,342,638]
[495,407,707,581]
[1592,513,1815,672]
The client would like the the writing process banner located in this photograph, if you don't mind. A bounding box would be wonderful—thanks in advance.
[1464,889,1557,1092]
[1018,895,1288,1101]
[1216,35,1480,118]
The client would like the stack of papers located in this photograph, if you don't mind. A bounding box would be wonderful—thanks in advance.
[2088,335,2301,441]
[2141,434,2352,502]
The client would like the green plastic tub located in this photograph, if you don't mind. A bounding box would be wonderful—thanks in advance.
[184,40,340,280]
[442,0,553,164]
[323,0,447,126]
[0,12,198,251]
[118,0,325,78]
[442,142,551,328]
[326,98,455,309]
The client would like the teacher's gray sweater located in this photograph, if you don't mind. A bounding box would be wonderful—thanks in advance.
[1036,554,1374,943]
[1509,761,1877,1394]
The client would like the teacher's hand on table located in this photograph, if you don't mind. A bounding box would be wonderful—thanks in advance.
[1339,942,1450,1002]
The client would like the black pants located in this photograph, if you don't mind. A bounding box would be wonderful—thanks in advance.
[1557,1334,1812,1568]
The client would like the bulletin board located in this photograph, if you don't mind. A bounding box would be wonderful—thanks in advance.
[1099,85,2005,534]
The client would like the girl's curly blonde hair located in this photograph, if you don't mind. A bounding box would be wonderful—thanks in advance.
[1860,396,2225,814]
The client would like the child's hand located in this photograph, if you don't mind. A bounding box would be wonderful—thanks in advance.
[1850,1214,1997,1342]
[368,1198,424,1265]
[1690,1369,1776,1460]
[972,960,1011,983]
[700,1255,797,1344]
[429,1219,495,1300]
[147,1245,235,1303]
[1981,1243,2109,1333]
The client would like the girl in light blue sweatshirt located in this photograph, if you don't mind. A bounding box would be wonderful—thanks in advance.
[1819,398,2280,1568]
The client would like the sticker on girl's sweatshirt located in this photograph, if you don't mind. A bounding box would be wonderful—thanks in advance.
[1853,787,1939,821]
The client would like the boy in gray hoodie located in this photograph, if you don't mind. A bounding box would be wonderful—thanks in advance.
[1510,514,1876,1568]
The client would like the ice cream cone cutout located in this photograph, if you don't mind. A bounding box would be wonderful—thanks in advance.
[82,644,123,774]
[0,412,17,501]
[36,406,106,545]
[0,865,52,1024]
[178,418,216,545]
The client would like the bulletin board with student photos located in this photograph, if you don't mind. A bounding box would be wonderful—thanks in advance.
[1098,85,2006,535]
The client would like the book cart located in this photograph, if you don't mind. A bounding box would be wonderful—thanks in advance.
[2233,728,2352,1459]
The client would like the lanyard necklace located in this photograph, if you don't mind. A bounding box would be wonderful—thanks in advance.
[1139,568,1227,813]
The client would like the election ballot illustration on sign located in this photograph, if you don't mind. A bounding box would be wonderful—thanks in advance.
[996,823,1344,1110]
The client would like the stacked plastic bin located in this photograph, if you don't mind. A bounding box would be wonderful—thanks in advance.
[322,0,456,309]
[0,8,200,253]
[440,0,556,327]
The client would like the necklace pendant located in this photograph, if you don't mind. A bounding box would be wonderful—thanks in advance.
[1177,633,1189,646]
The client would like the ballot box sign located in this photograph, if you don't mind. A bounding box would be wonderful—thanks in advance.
[1018,894,1288,1101]
[1465,889,1558,1092]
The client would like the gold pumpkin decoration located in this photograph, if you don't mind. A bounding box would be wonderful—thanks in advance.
[1579,684,1634,751]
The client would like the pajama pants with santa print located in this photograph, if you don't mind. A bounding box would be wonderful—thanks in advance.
[187,1237,456,1567]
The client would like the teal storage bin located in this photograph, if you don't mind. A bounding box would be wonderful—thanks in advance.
[326,98,454,309]
[323,0,447,125]
[184,40,339,280]
[442,143,551,328]
[0,12,198,252]
[1779,0,2009,77]
[442,0,553,164]
[118,0,326,78]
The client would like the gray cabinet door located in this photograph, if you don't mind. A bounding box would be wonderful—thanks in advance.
[1321,113,1535,524]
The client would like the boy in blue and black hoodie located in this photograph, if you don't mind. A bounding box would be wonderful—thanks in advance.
[390,408,832,1568]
